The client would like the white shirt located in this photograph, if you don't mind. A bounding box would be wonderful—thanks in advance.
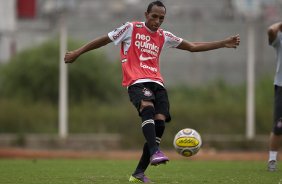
[271,31,282,86]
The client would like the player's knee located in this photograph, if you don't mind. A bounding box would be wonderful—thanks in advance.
[140,105,155,122]
[154,113,166,121]
[140,100,154,112]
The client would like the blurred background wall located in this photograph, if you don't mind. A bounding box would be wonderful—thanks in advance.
[1,0,281,85]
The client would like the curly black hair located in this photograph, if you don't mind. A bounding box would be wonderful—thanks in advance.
[147,1,166,13]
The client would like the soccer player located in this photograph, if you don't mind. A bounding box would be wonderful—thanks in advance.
[64,1,240,182]
[267,21,282,172]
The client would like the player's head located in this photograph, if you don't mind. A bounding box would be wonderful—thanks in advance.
[145,1,166,32]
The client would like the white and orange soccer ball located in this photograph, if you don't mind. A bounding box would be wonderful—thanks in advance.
[173,128,202,157]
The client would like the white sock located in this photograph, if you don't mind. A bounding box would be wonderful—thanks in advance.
[269,151,278,161]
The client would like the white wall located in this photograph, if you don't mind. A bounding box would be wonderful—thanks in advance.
[0,0,16,62]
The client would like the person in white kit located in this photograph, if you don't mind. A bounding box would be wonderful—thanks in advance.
[64,1,240,182]
[267,22,282,172]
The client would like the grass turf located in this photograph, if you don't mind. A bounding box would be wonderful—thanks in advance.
[0,159,281,184]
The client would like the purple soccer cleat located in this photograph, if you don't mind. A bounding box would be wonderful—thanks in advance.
[150,150,169,166]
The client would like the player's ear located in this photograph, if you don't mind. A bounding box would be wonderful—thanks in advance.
[145,12,149,18]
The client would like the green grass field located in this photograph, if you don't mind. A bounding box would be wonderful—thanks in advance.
[0,159,281,184]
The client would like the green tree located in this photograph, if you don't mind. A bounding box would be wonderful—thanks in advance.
[0,39,122,103]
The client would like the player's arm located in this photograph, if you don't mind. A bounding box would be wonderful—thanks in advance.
[64,35,112,63]
[176,34,240,52]
[268,22,282,45]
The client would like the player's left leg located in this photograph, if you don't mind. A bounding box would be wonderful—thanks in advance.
[130,117,166,183]
[130,142,151,183]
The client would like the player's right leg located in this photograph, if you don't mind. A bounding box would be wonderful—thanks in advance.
[268,85,282,171]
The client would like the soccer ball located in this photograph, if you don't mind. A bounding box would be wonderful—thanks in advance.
[173,128,202,157]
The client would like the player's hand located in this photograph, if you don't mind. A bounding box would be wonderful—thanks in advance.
[64,50,80,63]
[224,34,240,49]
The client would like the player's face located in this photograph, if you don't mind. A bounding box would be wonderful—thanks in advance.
[145,5,166,32]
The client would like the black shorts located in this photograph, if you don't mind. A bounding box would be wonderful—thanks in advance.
[273,85,282,135]
[127,82,171,122]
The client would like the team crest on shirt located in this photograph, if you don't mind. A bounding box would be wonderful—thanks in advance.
[143,88,152,97]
